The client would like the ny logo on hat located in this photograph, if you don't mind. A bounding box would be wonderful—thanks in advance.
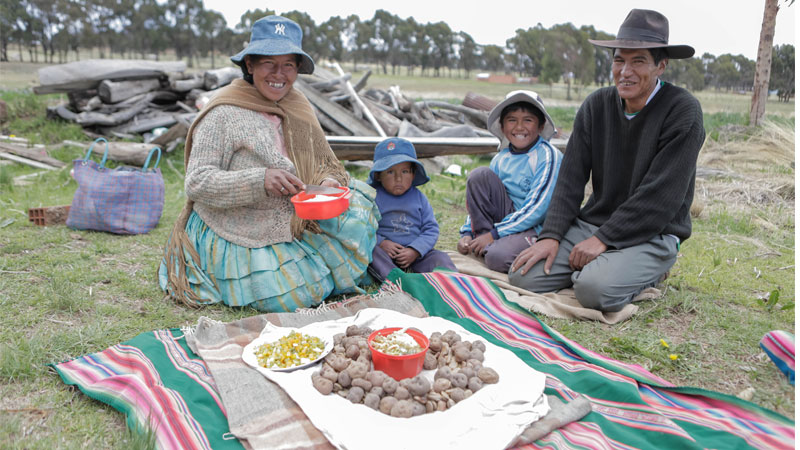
[275,24,286,35]
[387,142,395,150]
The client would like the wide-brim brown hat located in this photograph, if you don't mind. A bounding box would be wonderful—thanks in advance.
[588,9,695,59]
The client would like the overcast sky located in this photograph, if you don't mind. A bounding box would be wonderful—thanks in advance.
[201,0,795,60]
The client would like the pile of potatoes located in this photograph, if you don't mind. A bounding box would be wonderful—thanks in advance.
[310,325,499,418]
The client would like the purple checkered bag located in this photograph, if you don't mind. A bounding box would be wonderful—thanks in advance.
[66,138,165,234]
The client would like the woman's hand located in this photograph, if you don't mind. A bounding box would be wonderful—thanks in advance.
[319,177,340,188]
[265,168,303,196]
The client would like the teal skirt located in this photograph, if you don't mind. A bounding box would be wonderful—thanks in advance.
[158,180,380,312]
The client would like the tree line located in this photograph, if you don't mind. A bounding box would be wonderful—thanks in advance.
[1,1,794,101]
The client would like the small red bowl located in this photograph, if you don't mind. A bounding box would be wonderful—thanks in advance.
[368,327,429,381]
[291,186,351,220]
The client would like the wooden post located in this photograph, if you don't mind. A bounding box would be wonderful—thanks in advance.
[750,0,779,127]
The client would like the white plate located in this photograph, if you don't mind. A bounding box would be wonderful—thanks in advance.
[242,325,334,373]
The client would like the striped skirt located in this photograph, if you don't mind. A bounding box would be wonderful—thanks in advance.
[158,180,379,312]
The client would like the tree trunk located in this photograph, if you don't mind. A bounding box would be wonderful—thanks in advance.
[750,0,779,126]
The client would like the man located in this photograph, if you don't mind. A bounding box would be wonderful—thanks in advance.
[509,9,705,312]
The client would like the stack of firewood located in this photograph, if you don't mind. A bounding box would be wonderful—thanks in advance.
[34,59,566,163]
[36,60,499,140]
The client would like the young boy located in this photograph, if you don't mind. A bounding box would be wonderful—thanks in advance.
[458,90,562,273]
[367,137,456,281]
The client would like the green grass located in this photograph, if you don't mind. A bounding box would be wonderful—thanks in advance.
[0,69,794,446]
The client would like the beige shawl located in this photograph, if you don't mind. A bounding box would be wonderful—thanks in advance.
[163,79,348,308]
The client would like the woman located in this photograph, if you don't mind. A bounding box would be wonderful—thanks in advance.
[159,15,379,312]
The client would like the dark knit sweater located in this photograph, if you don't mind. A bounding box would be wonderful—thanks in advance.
[539,82,705,249]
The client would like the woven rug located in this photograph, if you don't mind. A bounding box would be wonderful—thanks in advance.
[388,269,794,449]
[52,272,794,449]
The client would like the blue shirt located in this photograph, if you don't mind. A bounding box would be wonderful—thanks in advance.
[461,136,562,238]
[375,185,440,257]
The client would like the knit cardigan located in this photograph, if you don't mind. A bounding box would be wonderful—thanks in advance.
[539,82,705,249]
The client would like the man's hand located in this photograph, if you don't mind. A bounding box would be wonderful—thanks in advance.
[394,247,420,268]
[511,238,559,275]
[319,177,340,188]
[379,240,404,258]
[468,232,494,256]
[457,236,472,255]
[568,236,607,270]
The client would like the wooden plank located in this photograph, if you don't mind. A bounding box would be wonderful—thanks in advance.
[325,136,568,161]
[0,142,66,168]
[294,79,377,136]
[203,67,241,90]
[0,152,59,170]
[35,59,186,94]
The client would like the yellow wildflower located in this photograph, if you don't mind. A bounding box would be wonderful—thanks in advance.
[669,354,678,360]
[660,339,669,348]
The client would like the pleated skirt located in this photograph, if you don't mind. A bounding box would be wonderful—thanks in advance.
[158,180,379,312]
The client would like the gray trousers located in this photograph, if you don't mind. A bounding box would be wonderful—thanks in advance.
[508,219,678,312]
[465,166,537,273]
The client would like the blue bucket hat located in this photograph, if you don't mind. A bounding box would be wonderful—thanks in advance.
[367,138,429,188]
[230,16,314,74]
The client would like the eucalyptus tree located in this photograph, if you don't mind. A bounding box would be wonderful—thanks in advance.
[371,9,399,74]
[455,31,478,78]
[425,21,452,77]
[316,16,346,63]
[0,0,30,61]
[580,25,614,86]
[127,0,168,60]
[506,24,546,77]
[164,0,205,67]
[196,9,227,68]
[769,44,794,102]
[547,23,593,100]
[480,44,505,73]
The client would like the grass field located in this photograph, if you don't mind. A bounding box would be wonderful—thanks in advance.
[0,58,795,448]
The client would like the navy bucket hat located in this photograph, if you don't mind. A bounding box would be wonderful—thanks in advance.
[367,138,429,188]
[231,15,315,74]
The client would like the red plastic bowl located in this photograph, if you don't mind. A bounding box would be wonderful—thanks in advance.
[290,186,351,220]
[368,327,429,381]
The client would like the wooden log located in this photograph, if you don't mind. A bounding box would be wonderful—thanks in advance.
[51,101,149,127]
[112,113,178,134]
[416,100,488,125]
[98,78,161,103]
[0,142,67,168]
[35,59,186,94]
[203,67,241,90]
[150,121,189,147]
[310,74,351,91]
[171,75,204,92]
[325,136,567,161]
[352,70,371,92]
[362,98,401,136]
[294,79,377,136]
[462,92,498,112]
[67,89,98,110]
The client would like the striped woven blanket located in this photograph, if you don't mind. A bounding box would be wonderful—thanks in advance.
[52,271,794,449]
[389,270,794,449]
